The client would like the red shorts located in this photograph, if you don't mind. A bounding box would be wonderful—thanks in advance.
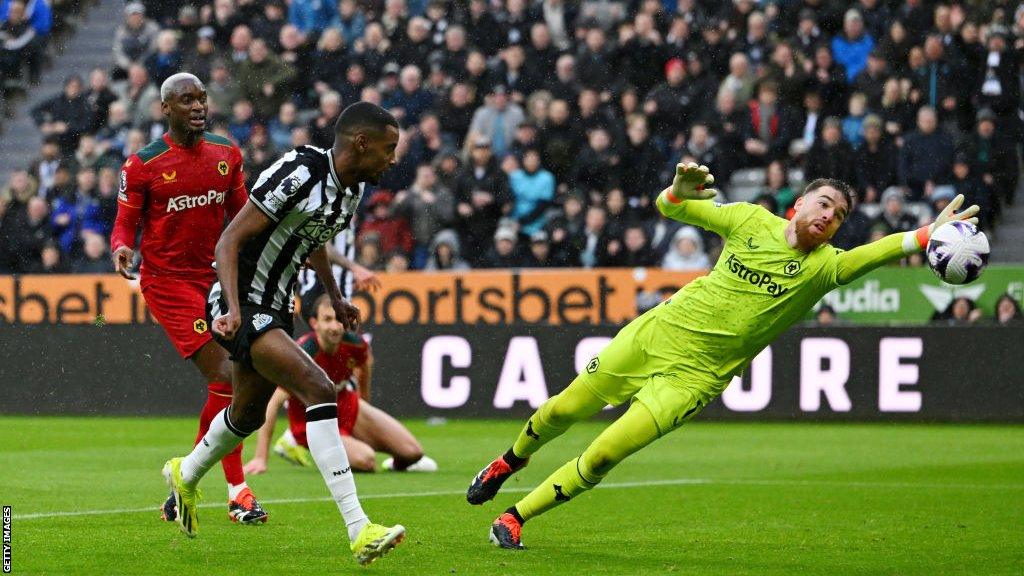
[141,276,215,359]
[287,390,360,447]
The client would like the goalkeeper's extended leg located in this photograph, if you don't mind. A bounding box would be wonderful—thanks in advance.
[489,400,661,549]
[467,378,607,505]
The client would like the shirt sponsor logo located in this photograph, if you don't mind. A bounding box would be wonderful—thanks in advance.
[724,253,790,297]
[166,189,226,213]
[295,213,347,245]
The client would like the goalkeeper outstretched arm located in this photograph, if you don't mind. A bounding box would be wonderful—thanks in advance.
[655,163,750,237]
[654,162,980,287]
[834,194,979,285]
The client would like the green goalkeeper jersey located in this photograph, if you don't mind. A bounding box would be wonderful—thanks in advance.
[654,194,907,383]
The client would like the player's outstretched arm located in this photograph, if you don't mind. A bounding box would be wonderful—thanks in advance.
[326,243,381,292]
[655,162,754,237]
[243,387,290,475]
[835,194,979,285]
[213,201,273,339]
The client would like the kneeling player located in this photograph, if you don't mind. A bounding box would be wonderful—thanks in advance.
[243,295,437,474]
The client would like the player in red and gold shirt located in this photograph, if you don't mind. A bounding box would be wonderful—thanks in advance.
[109,73,267,524]
[243,295,437,474]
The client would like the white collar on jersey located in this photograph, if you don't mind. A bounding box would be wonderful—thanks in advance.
[325,148,363,193]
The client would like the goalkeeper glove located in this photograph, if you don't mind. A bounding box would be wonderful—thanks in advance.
[902,193,980,253]
[665,162,720,203]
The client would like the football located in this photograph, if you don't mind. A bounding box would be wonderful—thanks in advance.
[926,221,990,285]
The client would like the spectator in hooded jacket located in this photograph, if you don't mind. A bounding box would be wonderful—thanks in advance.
[424,228,470,271]
[872,186,918,236]
[661,226,710,271]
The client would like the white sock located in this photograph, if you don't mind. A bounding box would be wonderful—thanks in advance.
[227,482,248,500]
[180,408,247,487]
[305,403,369,542]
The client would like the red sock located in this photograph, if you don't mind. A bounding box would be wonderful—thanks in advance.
[196,382,246,487]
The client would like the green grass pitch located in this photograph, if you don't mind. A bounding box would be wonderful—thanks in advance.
[1,417,1021,575]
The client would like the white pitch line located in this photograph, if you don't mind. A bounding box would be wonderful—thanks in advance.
[11,477,1024,521]
[8,479,710,521]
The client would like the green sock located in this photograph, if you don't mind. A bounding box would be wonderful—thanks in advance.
[515,457,600,521]
[510,379,607,459]
[514,400,662,523]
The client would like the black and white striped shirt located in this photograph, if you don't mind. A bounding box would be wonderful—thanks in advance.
[209,146,364,315]
[296,218,357,300]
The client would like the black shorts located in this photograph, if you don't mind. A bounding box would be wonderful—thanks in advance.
[207,303,294,368]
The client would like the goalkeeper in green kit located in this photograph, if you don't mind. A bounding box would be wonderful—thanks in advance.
[467,163,980,549]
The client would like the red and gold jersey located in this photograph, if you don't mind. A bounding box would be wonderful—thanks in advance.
[296,331,370,385]
[110,132,248,281]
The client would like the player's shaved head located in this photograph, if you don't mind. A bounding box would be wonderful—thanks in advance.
[160,72,204,102]
[334,101,399,140]
[331,101,399,185]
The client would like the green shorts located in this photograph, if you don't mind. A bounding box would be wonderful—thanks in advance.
[575,306,730,436]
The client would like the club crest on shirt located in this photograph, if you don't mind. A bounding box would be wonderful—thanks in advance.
[586,356,600,373]
[784,260,802,276]
[193,319,208,334]
[217,160,229,176]
[252,313,273,331]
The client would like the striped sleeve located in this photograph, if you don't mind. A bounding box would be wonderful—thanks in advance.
[248,149,315,222]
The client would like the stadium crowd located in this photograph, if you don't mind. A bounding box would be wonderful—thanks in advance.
[0,0,1020,275]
